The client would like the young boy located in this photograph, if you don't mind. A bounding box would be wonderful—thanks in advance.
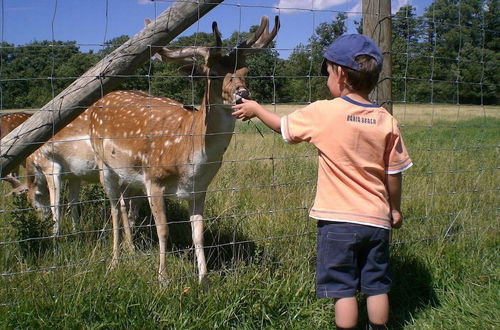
[232,34,412,329]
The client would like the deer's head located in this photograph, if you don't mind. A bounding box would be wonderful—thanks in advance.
[150,16,280,106]
[25,162,51,218]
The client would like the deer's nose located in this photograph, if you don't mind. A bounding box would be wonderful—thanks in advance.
[236,89,251,100]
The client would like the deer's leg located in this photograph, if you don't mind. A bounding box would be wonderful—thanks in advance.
[127,194,142,230]
[188,193,208,283]
[100,164,122,268]
[120,195,135,253]
[67,179,81,233]
[146,181,169,282]
[45,163,62,236]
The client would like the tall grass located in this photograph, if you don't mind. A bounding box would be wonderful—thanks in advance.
[0,113,498,329]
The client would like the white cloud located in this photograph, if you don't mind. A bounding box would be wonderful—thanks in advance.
[274,0,353,13]
[393,0,410,13]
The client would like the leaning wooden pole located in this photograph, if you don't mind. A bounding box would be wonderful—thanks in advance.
[362,0,392,113]
[0,0,224,177]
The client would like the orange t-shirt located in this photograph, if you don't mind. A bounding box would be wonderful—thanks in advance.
[281,96,413,229]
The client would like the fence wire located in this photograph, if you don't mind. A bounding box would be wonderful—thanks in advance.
[0,0,498,306]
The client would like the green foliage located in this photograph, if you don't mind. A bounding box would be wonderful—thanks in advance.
[277,14,347,103]
[3,194,52,260]
[1,40,83,108]
[392,0,499,104]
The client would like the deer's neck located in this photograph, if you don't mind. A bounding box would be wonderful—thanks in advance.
[192,82,235,163]
[202,81,236,136]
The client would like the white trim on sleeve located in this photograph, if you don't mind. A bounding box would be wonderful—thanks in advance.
[387,162,413,174]
[281,116,292,143]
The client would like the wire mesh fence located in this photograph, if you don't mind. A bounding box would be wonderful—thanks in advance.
[0,0,498,308]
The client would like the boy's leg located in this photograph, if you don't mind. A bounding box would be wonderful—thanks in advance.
[366,293,389,327]
[359,227,391,328]
[335,297,358,328]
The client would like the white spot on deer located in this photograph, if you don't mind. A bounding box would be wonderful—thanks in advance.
[174,137,182,143]
[164,141,171,147]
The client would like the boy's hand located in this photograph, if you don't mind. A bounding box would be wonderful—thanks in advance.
[391,210,403,229]
[232,98,260,121]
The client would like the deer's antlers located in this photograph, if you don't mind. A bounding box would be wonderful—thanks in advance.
[233,16,280,56]
[153,19,224,65]
[151,16,279,67]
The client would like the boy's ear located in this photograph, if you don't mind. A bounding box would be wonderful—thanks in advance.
[337,65,344,77]
[337,66,347,83]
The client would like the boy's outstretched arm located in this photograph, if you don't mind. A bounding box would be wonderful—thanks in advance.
[232,98,281,133]
[387,172,403,229]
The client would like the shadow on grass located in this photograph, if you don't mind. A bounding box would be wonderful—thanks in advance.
[132,199,256,272]
[352,252,438,329]
[387,253,439,329]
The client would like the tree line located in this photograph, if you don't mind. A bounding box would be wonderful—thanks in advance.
[0,0,498,110]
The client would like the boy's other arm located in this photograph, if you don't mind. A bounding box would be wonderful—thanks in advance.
[387,172,403,229]
[232,99,281,133]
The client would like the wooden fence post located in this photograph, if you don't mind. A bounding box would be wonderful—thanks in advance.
[362,0,392,113]
[0,0,223,177]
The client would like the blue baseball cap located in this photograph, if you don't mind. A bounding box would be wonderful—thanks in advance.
[322,34,383,74]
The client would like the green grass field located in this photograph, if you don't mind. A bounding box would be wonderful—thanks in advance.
[0,105,498,329]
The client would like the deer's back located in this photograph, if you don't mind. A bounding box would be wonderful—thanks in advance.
[30,109,98,182]
[0,112,32,139]
[89,91,205,186]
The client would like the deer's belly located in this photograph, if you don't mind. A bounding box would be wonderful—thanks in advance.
[112,167,146,190]
[65,158,99,182]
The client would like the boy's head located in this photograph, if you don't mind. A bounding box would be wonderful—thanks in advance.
[321,34,383,95]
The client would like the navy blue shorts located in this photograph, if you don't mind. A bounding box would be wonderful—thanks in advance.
[316,221,391,298]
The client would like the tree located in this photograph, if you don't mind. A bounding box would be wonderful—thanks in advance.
[278,13,347,103]
[391,5,430,103]
[422,0,499,104]
[98,35,152,92]
[1,40,82,109]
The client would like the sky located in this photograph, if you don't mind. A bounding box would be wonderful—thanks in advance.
[2,0,433,58]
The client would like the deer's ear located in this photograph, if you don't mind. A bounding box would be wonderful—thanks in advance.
[153,47,208,79]
[5,182,28,197]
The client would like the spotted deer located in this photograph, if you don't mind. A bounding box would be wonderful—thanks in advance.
[89,16,280,282]
[0,112,32,189]
[21,109,97,235]
[21,109,140,243]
